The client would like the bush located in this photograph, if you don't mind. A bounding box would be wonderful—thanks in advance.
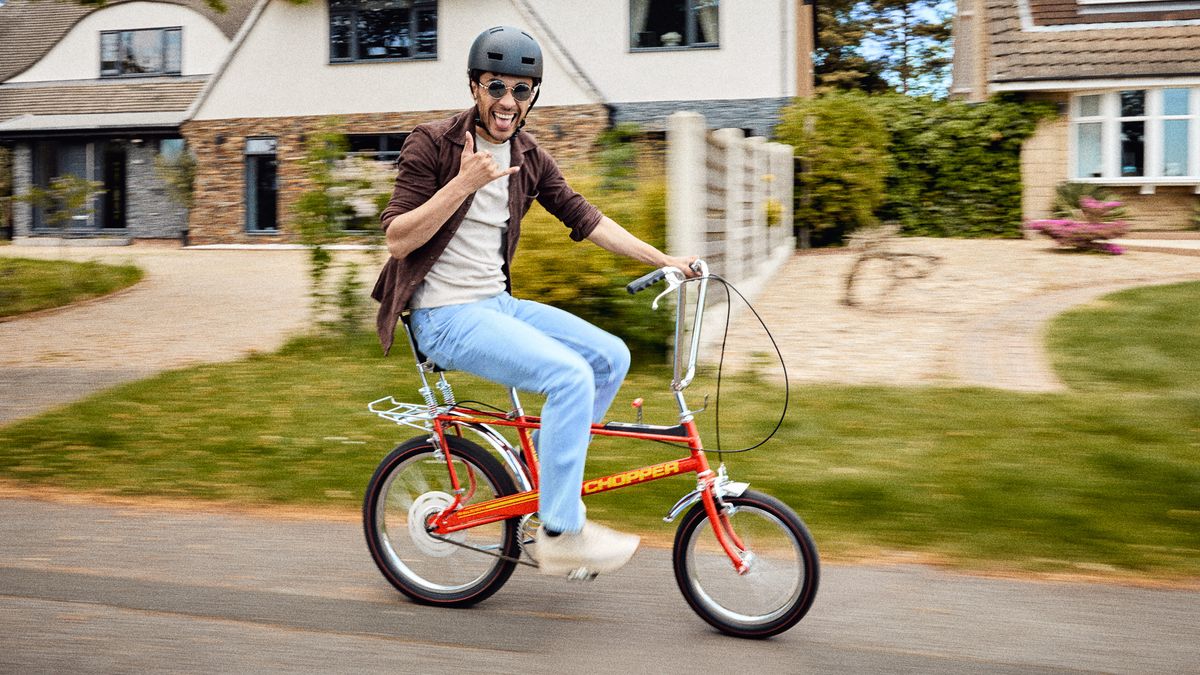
[1051,182,1129,221]
[776,92,890,241]
[867,93,1056,238]
[775,92,1055,243]
[1027,196,1129,254]
[509,170,671,362]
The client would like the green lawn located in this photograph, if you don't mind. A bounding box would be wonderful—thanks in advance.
[0,257,143,318]
[1,281,1198,582]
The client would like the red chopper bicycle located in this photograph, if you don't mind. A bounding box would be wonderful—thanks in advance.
[363,260,819,638]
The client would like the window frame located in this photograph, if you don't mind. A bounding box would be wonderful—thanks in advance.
[328,0,438,64]
[245,137,279,234]
[99,27,183,78]
[1069,87,1200,188]
[630,0,720,52]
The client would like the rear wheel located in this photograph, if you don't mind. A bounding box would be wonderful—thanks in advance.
[672,490,819,638]
[364,435,519,607]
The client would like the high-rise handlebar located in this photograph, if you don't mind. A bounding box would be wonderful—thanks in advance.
[626,259,710,417]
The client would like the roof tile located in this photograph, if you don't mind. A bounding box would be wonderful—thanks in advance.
[987,0,1200,83]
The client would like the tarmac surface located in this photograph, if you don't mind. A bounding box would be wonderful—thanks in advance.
[2,496,1198,674]
[2,238,1199,672]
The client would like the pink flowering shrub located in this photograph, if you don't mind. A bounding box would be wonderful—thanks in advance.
[1027,196,1129,254]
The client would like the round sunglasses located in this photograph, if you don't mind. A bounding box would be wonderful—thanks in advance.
[478,79,534,102]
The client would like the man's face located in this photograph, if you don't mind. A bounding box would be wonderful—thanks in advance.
[471,71,535,144]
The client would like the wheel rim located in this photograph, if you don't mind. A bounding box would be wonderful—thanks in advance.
[685,505,805,626]
[375,453,508,594]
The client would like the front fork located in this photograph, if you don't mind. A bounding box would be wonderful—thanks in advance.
[666,464,752,575]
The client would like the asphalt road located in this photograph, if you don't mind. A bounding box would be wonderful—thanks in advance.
[2,496,1197,674]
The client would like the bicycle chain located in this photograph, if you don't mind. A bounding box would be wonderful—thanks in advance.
[427,530,540,568]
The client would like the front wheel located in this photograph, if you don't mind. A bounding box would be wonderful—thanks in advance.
[364,435,519,607]
[672,490,819,638]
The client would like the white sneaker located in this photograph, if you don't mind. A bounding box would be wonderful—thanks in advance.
[535,521,640,577]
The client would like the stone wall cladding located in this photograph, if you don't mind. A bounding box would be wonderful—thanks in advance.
[1109,186,1196,231]
[126,142,188,240]
[182,104,610,245]
[612,98,793,138]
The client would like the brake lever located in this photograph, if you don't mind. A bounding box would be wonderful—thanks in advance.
[651,268,686,310]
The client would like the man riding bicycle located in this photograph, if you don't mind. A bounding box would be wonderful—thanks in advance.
[372,25,697,578]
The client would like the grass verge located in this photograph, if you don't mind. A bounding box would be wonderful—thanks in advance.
[1,282,1198,582]
[0,257,143,318]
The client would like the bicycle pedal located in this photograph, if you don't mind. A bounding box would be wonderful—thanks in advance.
[566,568,599,582]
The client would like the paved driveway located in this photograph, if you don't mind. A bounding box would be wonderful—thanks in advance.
[721,237,1200,391]
[0,245,383,423]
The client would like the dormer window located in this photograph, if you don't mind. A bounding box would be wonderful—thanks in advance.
[329,0,438,63]
[631,0,720,50]
[100,27,182,77]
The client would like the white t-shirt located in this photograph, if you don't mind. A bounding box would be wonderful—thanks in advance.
[410,136,511,309]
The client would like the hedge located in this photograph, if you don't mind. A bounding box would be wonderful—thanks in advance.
[777,92,1057,240]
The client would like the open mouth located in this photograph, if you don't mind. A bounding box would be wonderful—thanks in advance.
[492,111,516,134]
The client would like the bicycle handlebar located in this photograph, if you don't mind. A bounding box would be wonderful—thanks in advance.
[626,259,711,406]
[626,269,667,295]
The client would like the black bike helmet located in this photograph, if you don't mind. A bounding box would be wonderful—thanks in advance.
[467,26,543,81]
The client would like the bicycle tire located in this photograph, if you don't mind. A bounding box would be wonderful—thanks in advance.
[364,435,520,607]
[672,490,819,638]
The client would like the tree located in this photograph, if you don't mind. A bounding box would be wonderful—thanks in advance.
[814,0,891,93]
[15,174,105,232]
[815,0,953,97]
[867,0,953,97]
[293,119,373,333]
[154,148,197,211]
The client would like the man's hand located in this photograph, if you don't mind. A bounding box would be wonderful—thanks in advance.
[664,255,701,278]
[455,132,519,192]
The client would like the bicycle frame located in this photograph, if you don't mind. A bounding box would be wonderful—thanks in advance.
[370,260,755,574]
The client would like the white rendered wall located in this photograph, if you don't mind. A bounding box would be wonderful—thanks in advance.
[195,0,597,120]
[10,2,232,83]
[527,0,796,102]
[195,0,795,120]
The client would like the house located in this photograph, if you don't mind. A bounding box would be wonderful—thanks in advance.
[952,0,1200,229]
[2,0,815,245]
[0,0,259,240]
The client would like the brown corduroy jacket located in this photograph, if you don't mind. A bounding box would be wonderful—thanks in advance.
[371,107,604,354]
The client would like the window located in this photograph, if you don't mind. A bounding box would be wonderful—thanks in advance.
[631,0,719,49]
[329,0,437,63]
[1071,88,1198,182]
[30,140,126,231]
[337,133,408,229]
[346,133,408,164]
[159,138,187,162]
[100,28,182,77]
[245,138,278,233]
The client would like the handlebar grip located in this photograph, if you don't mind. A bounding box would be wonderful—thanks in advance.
[626,269,666,295]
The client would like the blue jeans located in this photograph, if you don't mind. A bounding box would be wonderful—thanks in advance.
[409,293,631,533]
